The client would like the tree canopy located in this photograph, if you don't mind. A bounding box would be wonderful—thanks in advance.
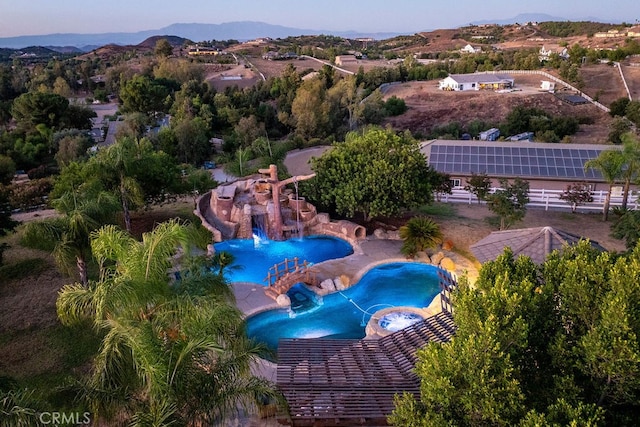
[486,177,530,230]
[308,126,434,222]
[11,92,95,133]
[391,241,640,426]
[119,75,173,117]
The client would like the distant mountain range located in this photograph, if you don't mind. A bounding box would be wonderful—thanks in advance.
[468,13,567,26]
[0,14,624,51]
[0,21,406,50]
[468,12,622,26]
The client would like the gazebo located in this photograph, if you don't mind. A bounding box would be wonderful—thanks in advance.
[470,226,606,265]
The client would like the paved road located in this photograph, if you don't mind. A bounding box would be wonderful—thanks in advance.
[283,146,332,176]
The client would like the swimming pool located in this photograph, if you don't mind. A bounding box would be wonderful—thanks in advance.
[213,235,353,284]
[245,262,441,355]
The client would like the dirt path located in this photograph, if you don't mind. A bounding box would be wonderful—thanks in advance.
[11,209,59,223]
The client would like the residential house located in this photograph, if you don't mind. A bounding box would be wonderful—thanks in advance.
[539,45,569,62]
[627,27,640,37]
[460,44,481,54]
[188,46,219,56]
[439,73,515,91]
[594,29,624,38]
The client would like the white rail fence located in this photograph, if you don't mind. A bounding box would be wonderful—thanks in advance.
[482,69,611,113]
[439,187,639,213]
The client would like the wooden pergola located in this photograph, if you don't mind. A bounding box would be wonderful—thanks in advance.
[276,310,456,426]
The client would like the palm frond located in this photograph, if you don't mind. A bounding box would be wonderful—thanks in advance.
[130,400,178,427]
[90,225,135,275]
[0,388,43,427]
[56,283,97,326]
[139,220,189,282]
[20,218,67,251]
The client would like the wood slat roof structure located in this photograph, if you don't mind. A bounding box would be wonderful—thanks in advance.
[276,310,456,426]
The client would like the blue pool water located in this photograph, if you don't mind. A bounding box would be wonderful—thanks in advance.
[213,235,353,284]
[246,262,441,354]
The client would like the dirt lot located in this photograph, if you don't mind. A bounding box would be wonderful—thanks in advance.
[579,63,629,106]
[382,73,615,143]
[0,201,195,379]
[205,62,260,91]
[621,62,640,100]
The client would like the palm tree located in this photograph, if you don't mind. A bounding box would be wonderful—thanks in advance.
[585,150,625,221]
[56,219,280,425]
[21,190,119,285]
[620,132,640,210]
[399,216,444,258]
[211,250,244,278]
[91,137,145,233]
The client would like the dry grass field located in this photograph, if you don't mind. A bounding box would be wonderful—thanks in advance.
[381,73,615,143]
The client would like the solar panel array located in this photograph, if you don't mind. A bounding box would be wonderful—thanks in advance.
[428,144,605,180]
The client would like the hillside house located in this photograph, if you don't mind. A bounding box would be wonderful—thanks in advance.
[627,27,640,37]
[460,44,481,54]
[246,37,272,45]
[335,55,357,66]
[188,46,219,56]
[538,45,569,62]
[439,73,514,91]
[594,30,624,38]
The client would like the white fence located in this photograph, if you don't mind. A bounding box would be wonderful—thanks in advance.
[439,187,639,213]
[482,69,611,113]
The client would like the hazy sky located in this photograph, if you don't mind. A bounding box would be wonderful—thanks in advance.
[0,0,637,37]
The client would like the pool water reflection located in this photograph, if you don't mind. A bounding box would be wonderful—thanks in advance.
[246,262,440,355]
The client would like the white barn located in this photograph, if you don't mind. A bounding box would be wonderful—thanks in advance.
[439,73,515,91]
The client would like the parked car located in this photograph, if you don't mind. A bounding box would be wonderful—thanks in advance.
[203,161,216,169]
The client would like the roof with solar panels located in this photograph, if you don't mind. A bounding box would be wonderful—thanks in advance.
[420,139,621,182]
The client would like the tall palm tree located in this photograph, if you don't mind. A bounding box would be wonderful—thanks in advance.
[56,219,280,425]
[585,150,625,221]
[91,137,145,233]
[620,132,640,210]
[21,190,119,285]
